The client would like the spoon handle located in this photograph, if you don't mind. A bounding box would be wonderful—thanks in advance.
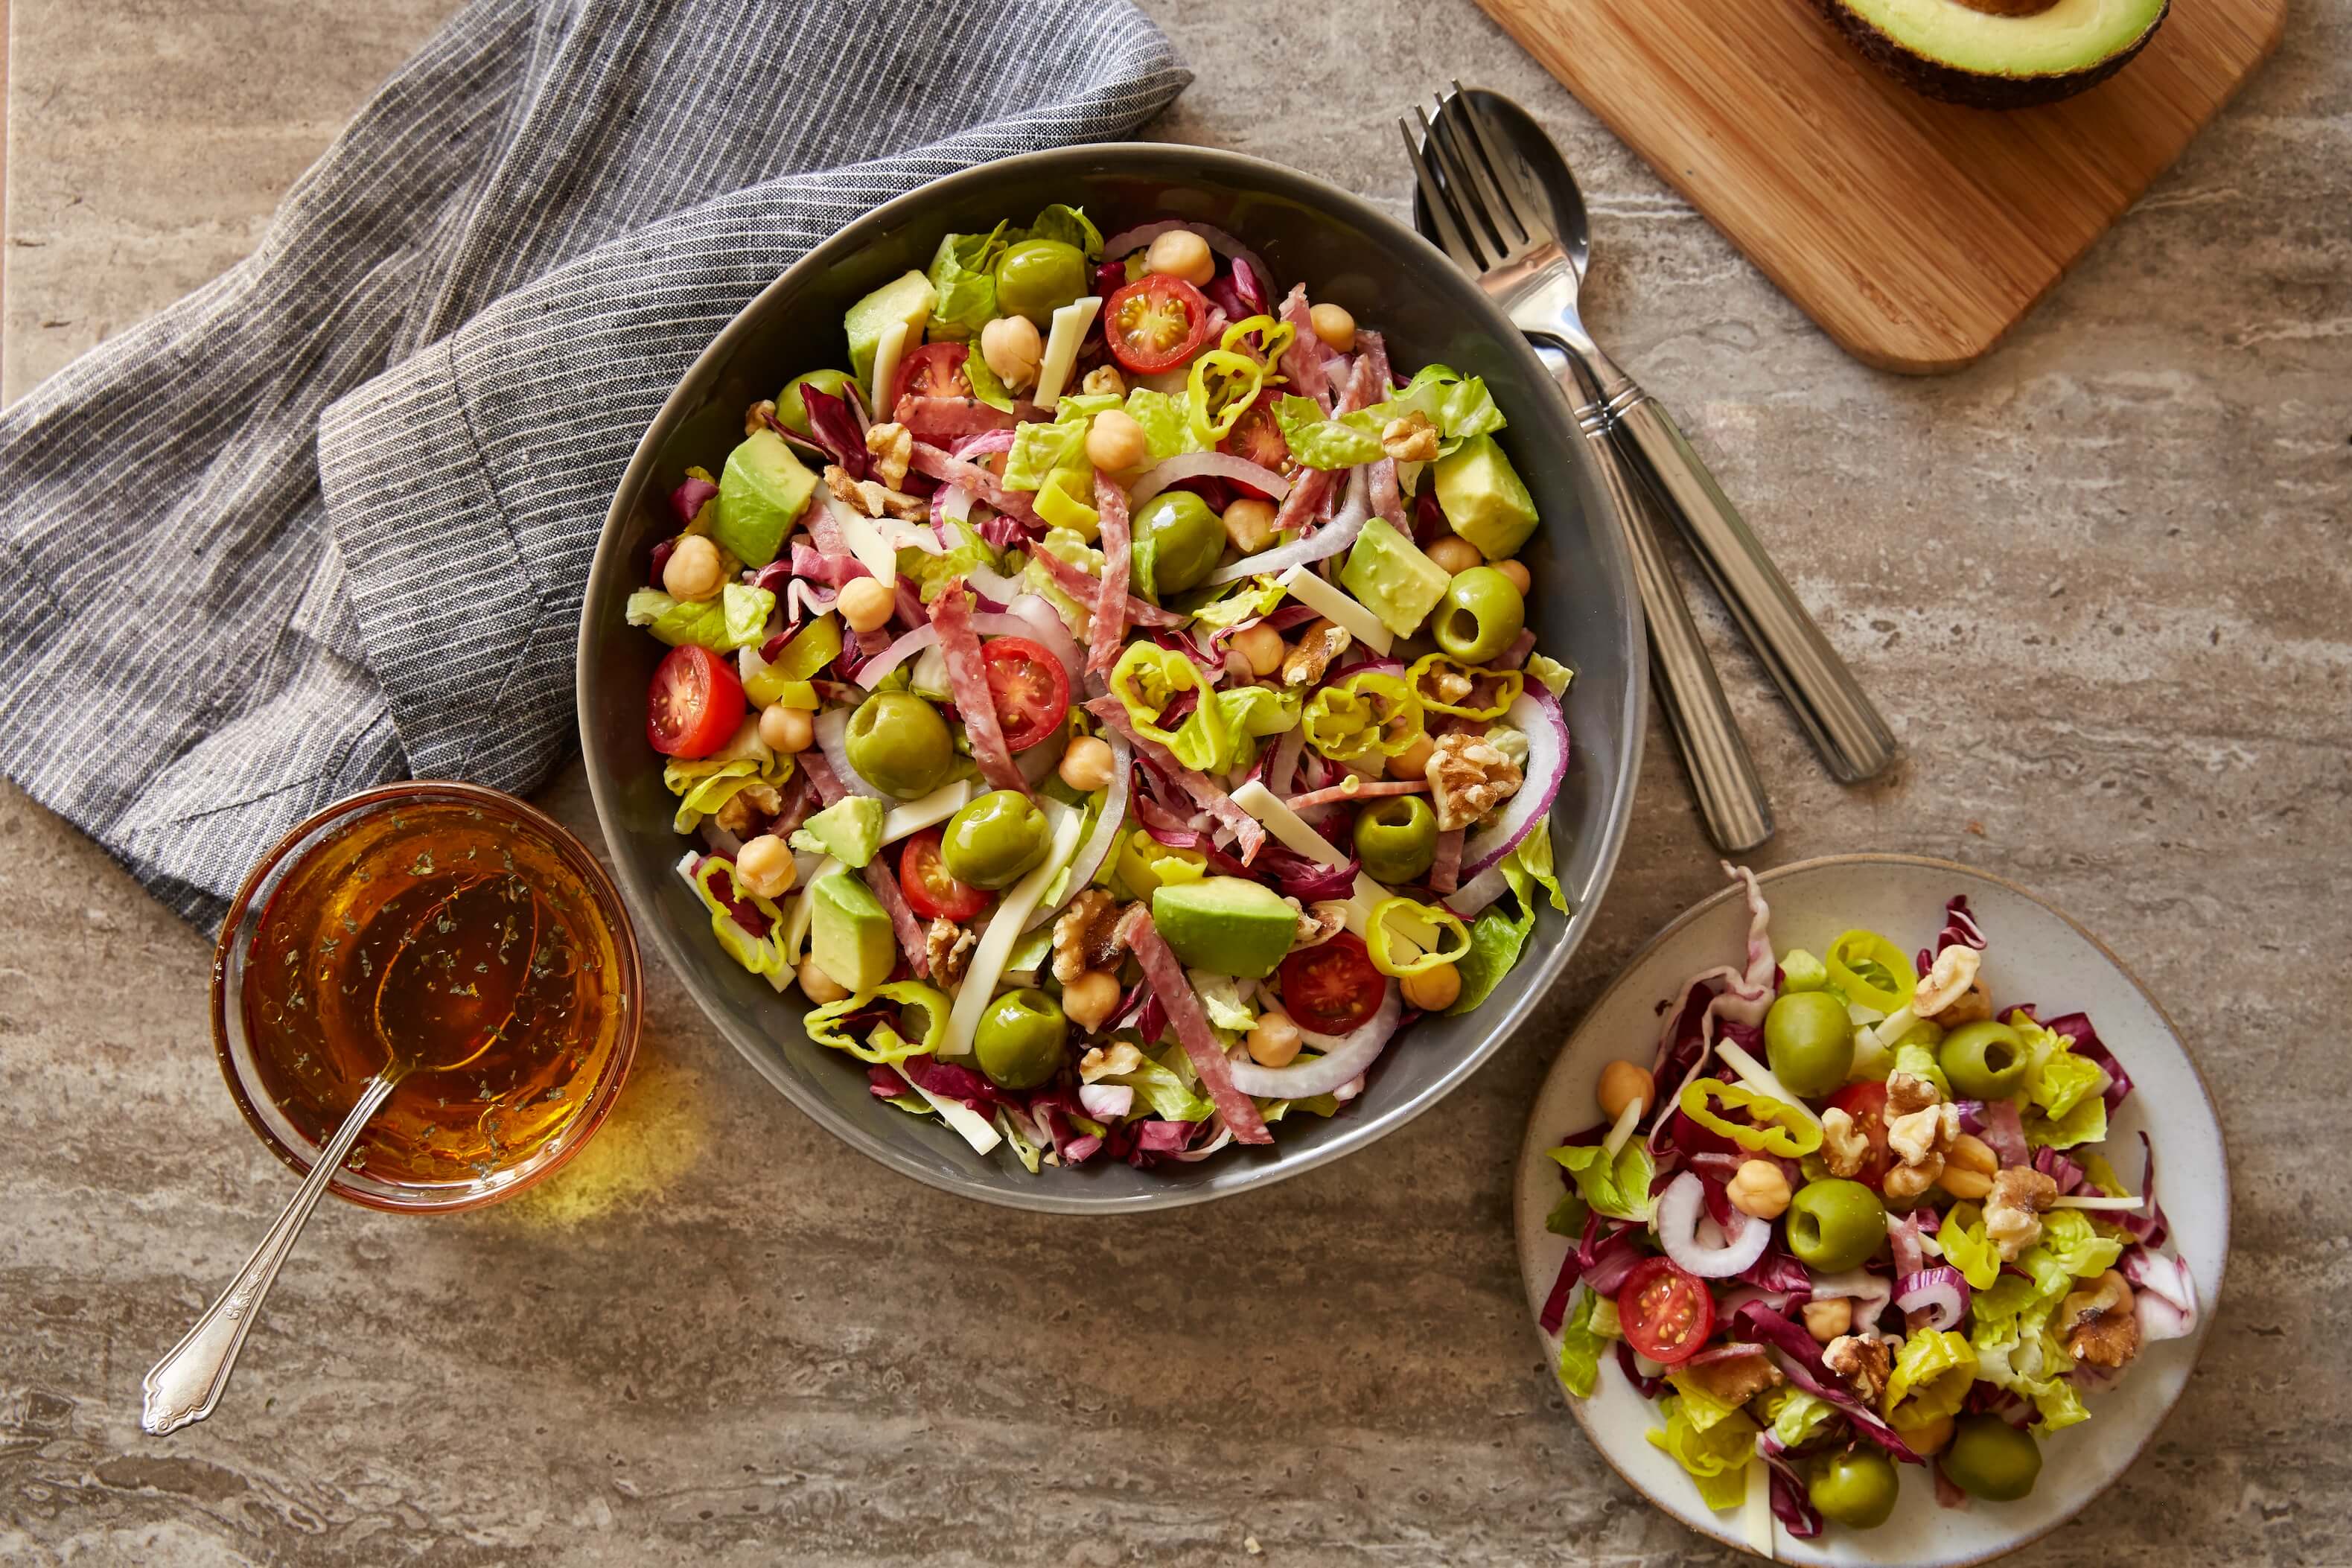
[141,1072,398,1435]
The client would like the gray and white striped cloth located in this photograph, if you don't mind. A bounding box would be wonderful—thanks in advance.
[0,0,1187,927]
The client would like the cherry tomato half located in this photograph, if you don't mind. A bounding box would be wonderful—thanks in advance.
[646,644,745,759]
[1276,931,1385,1036]
[1103,275,1214,375]
[1617,1257,1716,1366]
[1219,399,1290,496]
[1825,1080,1898,1190]
[899,826,988,922]
[892,341,971,411]
[980,637,1071,752]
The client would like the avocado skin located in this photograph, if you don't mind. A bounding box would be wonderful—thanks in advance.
[1808,0,2170,109]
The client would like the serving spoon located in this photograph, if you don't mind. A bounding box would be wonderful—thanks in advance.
[141,876,532,1435]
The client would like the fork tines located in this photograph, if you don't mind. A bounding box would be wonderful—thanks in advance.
[1399,83,1550,275]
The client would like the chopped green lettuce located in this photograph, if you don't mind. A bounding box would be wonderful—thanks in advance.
[1514,818,1567,914]
[1778,948,1832,994]
[1526,651,1572,698]
[923,223,1007,341]
[1123,387,1202,462]
[1021,528,1103,637]
[1549,1138,1656,1223]
[1103,1053,1217,1124]
[625,581,775,651]
[962,339,1015,411]
[1272,394,1386,470]
[1891,1038,1951,1100]
[1340,364,1507,456]
[1447,855,1539,1015]
[1647,1395,1756,1511]
[2036,1208,2125,1280]
[1190,972,1258,1033]
[1555,1287,1611,1399]
[897,517,1004,604]
[1023,203,1103,258]
[1884,1328,1977,1430]
[1187,576,1287,633]
[1756,1386,1841,1450]
[1545,1189,1590,1238]
[1003,418,1091,492]
[1666,1370,1750,1435]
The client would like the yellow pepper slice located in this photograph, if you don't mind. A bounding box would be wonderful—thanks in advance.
[1220,313,1296,369]
[1826,928,1917,1015]
[1186,348,1266,443]
[1301,672,1424,762]
[1109,641,1206,750]
[1366,896,1471,978]
[1677,1079,1825,1159]
[1406,652,1523,719]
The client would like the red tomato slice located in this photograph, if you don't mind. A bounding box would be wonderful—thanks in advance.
[1103,275,1214,375]
[1218,399,1290,497]
[1825,1080,1897,1189]
[980,637,1071,753]
[1617,1257,1716,1366]
[899,826,987,922]
[646,645,745,759]
[891,342,972,410]
[1277,931,1384,1036]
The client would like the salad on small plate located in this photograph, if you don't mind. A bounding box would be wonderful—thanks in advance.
[1514,858,2225,1564]
[627,203,1575,1173]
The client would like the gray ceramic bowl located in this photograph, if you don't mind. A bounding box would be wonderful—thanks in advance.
[577,144,1645,1213]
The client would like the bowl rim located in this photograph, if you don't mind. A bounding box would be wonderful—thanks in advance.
[578,139,1647,1214]
[209,777,646,1214]
[1510,851,2231,1566]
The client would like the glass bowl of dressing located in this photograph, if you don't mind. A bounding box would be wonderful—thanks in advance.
[211,780,643,1213]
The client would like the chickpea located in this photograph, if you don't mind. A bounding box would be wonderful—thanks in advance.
[758,703,814,752]
[735,834,797,899]
[1494,558,1532,594]
[1085,409,1149,472]
[1802,1297,1853,1345]
[1062,969,1123,1033]
[1727,1159,1793,1220]
[797,957,852,1004]
[1231,622,1285,678]
[662,534,724,601]
[1400,962,1462,1012]
[979,313,1042,392]
[1080,364,1126,398]
[836,576,896,634]
[1596,1058,1655,1121]
[1058,735,1117,793]
[1246,1010,1303,1067]
[1308,302,1357,354]
[1386,730,1437,782]
[1425,535,1481,576]
[1145,228,1215,287]
[1223,497,1278,554]
[1938,1132,1998,1201]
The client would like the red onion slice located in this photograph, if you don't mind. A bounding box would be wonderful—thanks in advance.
[1894,1265,1970,1331]
[1810,1266,1893,1329]
[979,596,1086,685]
[1225,981,1402,1100]
[2125,1249,2198,1341]
[1027,728,1129,931]
[854,624,940,689]
[1204,464,1371,585]
[1131,451,1291,508]
[1078,1082,1134,1121]
[1657,1172,1773,1278]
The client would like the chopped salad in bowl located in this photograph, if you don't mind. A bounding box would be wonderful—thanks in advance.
[626,203,1574,1173]
[1539,866,2200,1545]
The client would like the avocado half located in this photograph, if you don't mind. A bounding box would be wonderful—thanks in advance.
[1811,0,2172,109]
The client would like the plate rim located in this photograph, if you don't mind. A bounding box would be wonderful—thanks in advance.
[1511,851,2231,1566]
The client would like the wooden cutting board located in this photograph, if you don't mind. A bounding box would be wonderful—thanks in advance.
[1472,0,2286,372]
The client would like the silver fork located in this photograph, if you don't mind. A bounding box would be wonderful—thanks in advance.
[1401,103,1773,852]
[1410,85,1898,792]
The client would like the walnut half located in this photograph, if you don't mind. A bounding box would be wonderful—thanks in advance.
[1051,888,1127,985]
[1823,1334,1893,1406]
[1281,620,1352,686]
[1427,730,1524,832]
[1985,1167,2059,1261]
[2061,1269,2141,1369]
[925,919,976,989]
[864,421,914,491]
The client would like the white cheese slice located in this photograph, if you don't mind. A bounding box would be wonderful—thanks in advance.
[1276,564,1392,654]
[1230,780,1439,954]
[1029,295,1102,410]
[1712,1041,1826,1130]
[902,1074,1003,1155]
[826,495,899,585]
[2050,1193,2151,1211]
[780,855,838,968]
[941,802,1084,1057]
[881,780,974,845]
[868,319,909,427]
[1742,1456,1776,1561]
[1599,1096,1644,1161]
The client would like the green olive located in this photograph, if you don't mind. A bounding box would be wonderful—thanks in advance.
[940,789,1050,890]
[1432,566,1527,663]
[1128,490,1226,599]
[1353,796,1438,885]
[993,239,1088,325]
[1941,1415,2042,1502]
[1785,1179,1887,1272]
[777,368,858,436]
[1808,1449,1900,1530]
[973,987,1068,1089]
[1940,1019,2031,1101]
[843,692,954,799]
[1765,989,1856,1099]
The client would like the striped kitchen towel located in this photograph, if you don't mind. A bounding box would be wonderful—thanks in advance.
[0,0,1187,926]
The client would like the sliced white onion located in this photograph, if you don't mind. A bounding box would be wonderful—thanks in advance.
[854,624,940,689]
[1225,981,1402,1100]
[1811,1266,1893,1328]
[1449,861,1511,918]
[2125,1249,2198,1342]
[1459,684,1570,879]
[1656,1172,1773,1278]
[1131,451,1290,508]
[936,482,976,527]
[966,564,1027,604]
[975,605,1083,686]
[878,517,944,555]
[1026,729,1130,930]
[812,707,888,799]
[1079,1083,1135,1121]
[1099,220,1275,300]
[1205,464,1371,584]
[1264,724,1307,798]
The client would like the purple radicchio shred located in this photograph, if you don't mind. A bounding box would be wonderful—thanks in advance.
[2032,1144,2091,1194]
[648,535,679,588]
[797,386,869,479]
[791,541,873,586]
[2041,1010,2135,1111]
[1764,1454,1826,1537]
[1914,893,1990,974]
[670,474,718,528]
[1613,1336,1666,1400]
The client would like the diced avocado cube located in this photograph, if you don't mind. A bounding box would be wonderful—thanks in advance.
[1339,517,1451,638]
[1432,434,1538,561]
[845,270,938,383]
[790,797,886,870]
[1150,876,1298,980]
[808,870,896,994]
[715,428,818,567]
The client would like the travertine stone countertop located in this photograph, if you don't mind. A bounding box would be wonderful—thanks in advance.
[2,1,2345,1562]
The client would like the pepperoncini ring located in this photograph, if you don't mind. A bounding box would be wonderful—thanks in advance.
[806,980,953,1063]
[1187,348,1266,443]
[1677,1078,1825,1158]
[1367,897,1471,978]
[1342,670,1425,756]
[1406,652,1523,719]
[1220,313,1296,369]
[1303,686,1379,761]
[1109,641,1204,748]
[1826,928,1918,1015]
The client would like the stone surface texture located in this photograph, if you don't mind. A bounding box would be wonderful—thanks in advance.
[3,1,2346,1564]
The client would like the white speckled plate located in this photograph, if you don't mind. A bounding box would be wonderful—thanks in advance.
[1513,855,2228,1567]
